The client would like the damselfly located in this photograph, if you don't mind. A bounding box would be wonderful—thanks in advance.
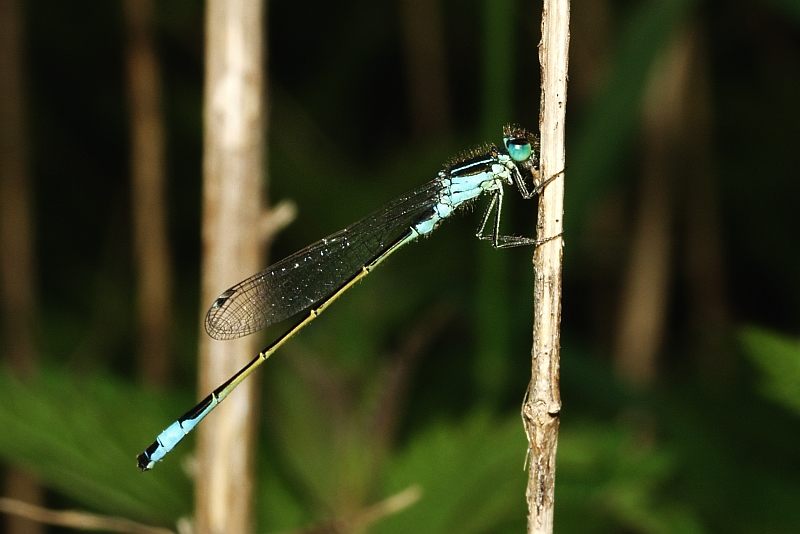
[138,124,556,470]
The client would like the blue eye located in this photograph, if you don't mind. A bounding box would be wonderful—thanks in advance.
[505,138,532,162]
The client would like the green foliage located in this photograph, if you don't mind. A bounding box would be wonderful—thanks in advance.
[557,421,702,534]
[375,412,526,534]
[0,367,191,526]
[740,326,800,416]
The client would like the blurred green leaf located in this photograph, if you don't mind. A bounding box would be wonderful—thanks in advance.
[375,412,525,534]
[0,366,192,525]
[556,420,703,534]
[740,326,800,415]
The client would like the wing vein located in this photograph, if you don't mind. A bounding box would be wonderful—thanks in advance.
[204,178,442,340]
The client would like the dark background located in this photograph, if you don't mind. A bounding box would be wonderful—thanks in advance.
[1,0,799,532]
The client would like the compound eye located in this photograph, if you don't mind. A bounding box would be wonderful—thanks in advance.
[505,138,532,163]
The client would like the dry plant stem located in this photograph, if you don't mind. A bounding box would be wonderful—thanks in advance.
[0,2,45,533]
[289,485,422,534]
[0,498,173,534]
[523,0,569,532]
[614,29,692,387]
[398,0,450,133]
[340,485,422,533]
[198,1,266,532]
[258,199,297,244]
[682,31,730,378]
[0,0,36,376]
[124,0,173,387]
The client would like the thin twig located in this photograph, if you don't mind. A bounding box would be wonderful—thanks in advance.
[522,0,569,532]
[288,485,422,534]
[259,199,297,244]
[345,484,422,531]
[0,498,173,534]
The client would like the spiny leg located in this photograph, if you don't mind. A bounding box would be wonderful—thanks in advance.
[514,167,565,199]
[475,192,499,241]
[476,188,562,249]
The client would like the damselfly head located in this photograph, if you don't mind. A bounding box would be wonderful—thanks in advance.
[502,124,539,170]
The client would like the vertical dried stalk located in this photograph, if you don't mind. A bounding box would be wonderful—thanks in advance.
[123,0,173,387]
[522,0,569,532]
[398,0,450,133]
[682,31,730,380]
[614,29,692,387]
[0,0,36,375]
[198,1,266,532]
[0,1,44,532]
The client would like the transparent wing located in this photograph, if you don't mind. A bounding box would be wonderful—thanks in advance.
[205,179,442,340]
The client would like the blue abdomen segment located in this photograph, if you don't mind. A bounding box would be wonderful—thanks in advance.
[412,210,442,235]
[137,393,218,470]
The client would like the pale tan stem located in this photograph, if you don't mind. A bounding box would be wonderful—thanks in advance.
[522,0,569,532]
[197,1,268,532]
